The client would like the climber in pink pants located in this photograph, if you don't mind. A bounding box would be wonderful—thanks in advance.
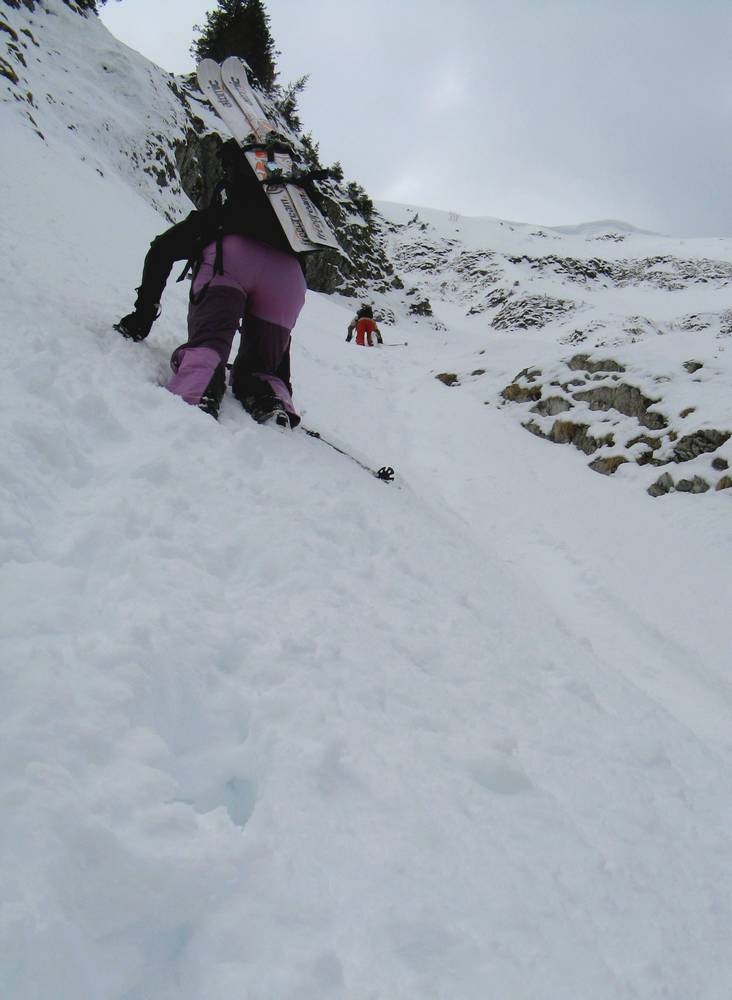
[168,234,306,426]
[114,138,331,426]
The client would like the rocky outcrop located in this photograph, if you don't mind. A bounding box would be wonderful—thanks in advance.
[675,476,711,494]
[648,473,675,497]
[499,353,731,496]
[671,429,731,463]
[683,360,704,373]
[492,295,577,331]
[524,418,614,455]
[501,368,543,403]
[571,384,667,430]
[504,252,732,290]
[531,396,572,417]
[589,455,629,475]
[567,355,625,374]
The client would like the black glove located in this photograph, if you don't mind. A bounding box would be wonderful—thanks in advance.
[114,303,160,342]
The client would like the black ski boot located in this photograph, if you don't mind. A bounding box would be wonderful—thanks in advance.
[231,369,290,429]
[198,362,227,420]
[243,394,290,429]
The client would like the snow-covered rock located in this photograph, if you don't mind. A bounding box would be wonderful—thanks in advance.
[375,202,732,493]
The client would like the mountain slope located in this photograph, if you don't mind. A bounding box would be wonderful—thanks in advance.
[2,4,732,1000]
[374,200,732,495]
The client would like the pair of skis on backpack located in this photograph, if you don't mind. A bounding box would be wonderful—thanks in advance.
[197,57,340,255]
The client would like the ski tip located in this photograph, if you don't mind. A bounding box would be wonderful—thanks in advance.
[222,55,252,74]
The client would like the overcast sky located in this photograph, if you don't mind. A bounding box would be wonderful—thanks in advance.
[99,0,732,237]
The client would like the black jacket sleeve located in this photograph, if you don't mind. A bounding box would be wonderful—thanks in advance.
[134,211,211,311]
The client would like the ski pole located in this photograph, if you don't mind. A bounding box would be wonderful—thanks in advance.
[302,427,395,482]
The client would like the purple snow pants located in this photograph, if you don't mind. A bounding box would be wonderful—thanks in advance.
[166,234,307,424]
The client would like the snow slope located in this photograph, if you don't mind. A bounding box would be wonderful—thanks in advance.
[2,4,731,999]
[374,200,732,495]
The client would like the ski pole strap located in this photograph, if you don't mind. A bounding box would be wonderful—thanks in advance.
[176,260,193,283]
[214,228,224,275]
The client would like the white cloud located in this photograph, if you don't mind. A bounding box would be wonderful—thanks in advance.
[100,0,732,235]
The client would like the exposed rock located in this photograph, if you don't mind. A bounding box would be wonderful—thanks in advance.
[468,286,514,316]
[572,383,668,430]
[676,476,710,494]
[492,294,577,331]
[524,418,613,455]
[501,382,542,403]
[452,250,502,286]
[560,329,588,345]
[503,252,732,290]
[486,288,512,309]
[0,20,18,39]
[515,367,543,382]
[623,316,664,340]
[0,53,18,83]
[550,420,614,454]
[679,407,696,418]
[567,354,625,374]
[409,298,433,316]
[683,360,704,373]
[672,429,731,463]
[530,396,572,417]
[647,473,675,497]
[712,457,729,471]
[716,476,732,491]
[175,130,222,208]
[436,373,459,387]
[626,433,662,451]
[589,455,629,475]
[677,315,711,332]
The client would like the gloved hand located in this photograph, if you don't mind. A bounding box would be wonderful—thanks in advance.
[114,303,160,342]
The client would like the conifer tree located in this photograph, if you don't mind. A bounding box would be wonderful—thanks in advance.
[69,0,116,11]
[191,0,278,91]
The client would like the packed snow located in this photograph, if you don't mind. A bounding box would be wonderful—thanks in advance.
[1,4,731,999]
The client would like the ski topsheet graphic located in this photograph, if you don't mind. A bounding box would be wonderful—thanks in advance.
[196,58,340,253]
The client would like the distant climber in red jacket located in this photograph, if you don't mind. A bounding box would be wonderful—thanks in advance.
[346,304,383,346]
